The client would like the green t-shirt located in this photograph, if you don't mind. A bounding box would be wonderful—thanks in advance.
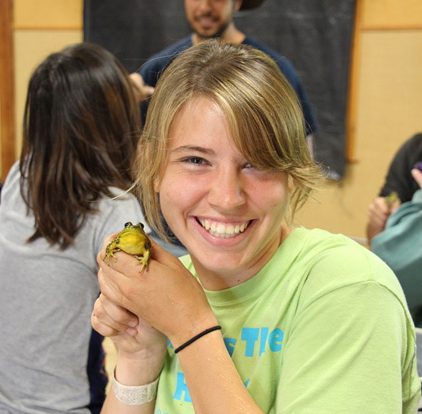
[154,228,420,414]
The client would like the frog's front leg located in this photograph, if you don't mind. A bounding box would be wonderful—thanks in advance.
[105,241,120,263]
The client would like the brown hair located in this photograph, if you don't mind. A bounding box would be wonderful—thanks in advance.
[20,42,140,248]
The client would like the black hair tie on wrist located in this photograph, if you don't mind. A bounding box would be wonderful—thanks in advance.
[174,325,222,354]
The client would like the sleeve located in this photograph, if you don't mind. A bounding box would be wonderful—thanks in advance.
[277,282,420,413]
[275,56,318,136]
[379,134,422,202]
[139,58,161,88]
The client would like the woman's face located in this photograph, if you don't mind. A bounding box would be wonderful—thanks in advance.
[156,96,291,289]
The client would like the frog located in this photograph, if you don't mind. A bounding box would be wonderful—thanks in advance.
[105,222,151,270]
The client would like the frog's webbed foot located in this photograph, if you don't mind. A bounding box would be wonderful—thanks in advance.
[136,250,150,271]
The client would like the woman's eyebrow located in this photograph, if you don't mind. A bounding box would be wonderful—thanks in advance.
[171,145,215,155]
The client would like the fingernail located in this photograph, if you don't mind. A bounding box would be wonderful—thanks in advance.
[128,319,138,327]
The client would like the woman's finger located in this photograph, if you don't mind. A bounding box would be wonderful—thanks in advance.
[97,264,145,317]
[91,308,120,337]
[97,294,138,329]
[92,296,132,333]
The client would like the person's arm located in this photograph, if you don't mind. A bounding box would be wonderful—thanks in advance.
[92,292,166,414]
[96,241,264,414]
[129,73,154,103]
[366,165,422,244]
[366,195,400,243]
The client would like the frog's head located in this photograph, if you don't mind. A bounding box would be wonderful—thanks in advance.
[124,222,144,230]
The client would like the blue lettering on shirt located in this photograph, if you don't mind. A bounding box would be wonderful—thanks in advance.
[269,328,284,352]
[241,327,260,357]
[240,327,284,357]
[173,372,192,402]
[224,337,237,356]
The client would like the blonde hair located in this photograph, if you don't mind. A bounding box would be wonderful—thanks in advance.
[135,40,322,240]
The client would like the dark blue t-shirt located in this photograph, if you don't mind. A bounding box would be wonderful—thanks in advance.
[139,36,317,135]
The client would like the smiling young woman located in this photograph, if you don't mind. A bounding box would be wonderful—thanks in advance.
[91,40,420,414]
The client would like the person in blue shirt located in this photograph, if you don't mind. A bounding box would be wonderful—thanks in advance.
[130,0,317,143]
[366,133,422,243]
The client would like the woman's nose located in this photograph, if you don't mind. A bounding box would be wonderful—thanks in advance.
[207,168,246,210]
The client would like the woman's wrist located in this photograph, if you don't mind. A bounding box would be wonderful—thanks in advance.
[115,347,166,386]
[112,368,159,406]
[169,314,220,352]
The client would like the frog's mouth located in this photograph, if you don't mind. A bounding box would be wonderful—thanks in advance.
[197,218,251,239]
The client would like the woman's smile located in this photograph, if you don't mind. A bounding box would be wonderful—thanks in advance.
[196,217,251,239]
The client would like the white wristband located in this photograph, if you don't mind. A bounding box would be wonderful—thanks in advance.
[112,370,159,406]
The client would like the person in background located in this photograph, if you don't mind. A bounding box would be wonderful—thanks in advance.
[131,0,317,148]
[92,40,420,413]
[368,134,422,329]
[0,43,148,414]
[366,133,422,243]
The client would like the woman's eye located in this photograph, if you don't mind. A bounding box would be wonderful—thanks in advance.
[182,156,208,165]
[243,162,254,169]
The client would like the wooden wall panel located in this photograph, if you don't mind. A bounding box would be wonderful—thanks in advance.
[362,0,422,30]
[0,0,15,180]
[14,0,82,29]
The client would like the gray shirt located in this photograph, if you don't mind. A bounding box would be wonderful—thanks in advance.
[0,162,148,413]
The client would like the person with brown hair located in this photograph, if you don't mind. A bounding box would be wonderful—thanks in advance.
[92,40,420,413]
[0,42,148,413]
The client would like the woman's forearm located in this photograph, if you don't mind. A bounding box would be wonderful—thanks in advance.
[175,330,264,414]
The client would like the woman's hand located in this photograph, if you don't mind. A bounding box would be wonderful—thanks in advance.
[91,293,166,359]
[97,239,218,349]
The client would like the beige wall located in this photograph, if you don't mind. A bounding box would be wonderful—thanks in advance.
[11,0,422,243]
[13,0,82,156]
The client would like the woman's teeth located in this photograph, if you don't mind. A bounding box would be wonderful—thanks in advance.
[199,219,249,238]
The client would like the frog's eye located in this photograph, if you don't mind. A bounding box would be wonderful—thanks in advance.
[124,222,132,228]
[139,223,144,229]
